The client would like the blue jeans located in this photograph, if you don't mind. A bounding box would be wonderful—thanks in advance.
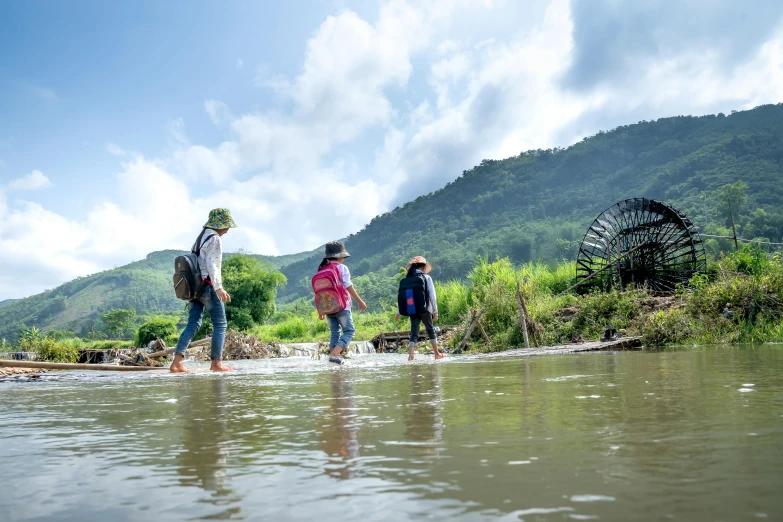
[326,309,355,349]
[175,285,227,361]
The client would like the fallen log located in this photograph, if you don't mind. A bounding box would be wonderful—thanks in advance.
[0,360,168,372]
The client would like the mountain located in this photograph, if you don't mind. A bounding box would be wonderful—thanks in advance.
[0,299,18,309]
[277,104,783,308]
[2,104,782,341]
[0,247,320,342]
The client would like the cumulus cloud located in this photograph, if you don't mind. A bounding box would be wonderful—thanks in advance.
[8,171,53,191]
[3,0,783,300]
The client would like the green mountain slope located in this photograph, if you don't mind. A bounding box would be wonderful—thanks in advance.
[2,104,782,341]
[278,104,783,308]
[0,248,320,342]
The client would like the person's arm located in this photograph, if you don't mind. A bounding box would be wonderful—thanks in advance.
[427,275,438,320]
[346,285,367,310]
[204,235,230,302]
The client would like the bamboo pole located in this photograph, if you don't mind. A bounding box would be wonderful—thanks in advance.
[0,360,168,372]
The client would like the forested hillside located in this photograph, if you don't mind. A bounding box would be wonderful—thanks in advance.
[2,104,781,341]
[278,104,783,309]
[0,248,319,342]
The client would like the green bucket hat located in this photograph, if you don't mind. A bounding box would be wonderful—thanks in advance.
[204,208,237,230]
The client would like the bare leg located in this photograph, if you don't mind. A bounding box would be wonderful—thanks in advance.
[169,353,189,373]
[433,342,445,360]
[408,342,415,361]
[330,345,343,359]
[210,359,232,372]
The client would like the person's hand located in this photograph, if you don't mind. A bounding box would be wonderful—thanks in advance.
[357,300,368,311]
[318,313,325,320]
[395,313,401,322]
[216,288,231,303]
[433,313,439,322]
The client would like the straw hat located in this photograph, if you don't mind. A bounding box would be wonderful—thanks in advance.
[406,255,432,274]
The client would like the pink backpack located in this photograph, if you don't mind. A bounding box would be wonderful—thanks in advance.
[312,263,349,316]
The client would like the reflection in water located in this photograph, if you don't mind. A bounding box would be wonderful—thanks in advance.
[1,348,782,522]
[404,365,444,453]
[319,369,360,479]
[176,378,241,517]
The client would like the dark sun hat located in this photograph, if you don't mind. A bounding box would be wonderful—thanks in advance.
[324,241,350,259]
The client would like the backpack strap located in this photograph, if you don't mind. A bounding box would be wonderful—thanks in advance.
[191,228,217,255]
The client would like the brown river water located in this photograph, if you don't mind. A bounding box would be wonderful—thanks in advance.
[1,346,781,521]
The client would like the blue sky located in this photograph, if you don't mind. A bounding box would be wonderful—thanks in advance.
[1,0,782,300]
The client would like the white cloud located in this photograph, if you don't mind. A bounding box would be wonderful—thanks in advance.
[236,57,244,70]
[105,142,126,156]
[8,170,53,191]
[3,0,783,300]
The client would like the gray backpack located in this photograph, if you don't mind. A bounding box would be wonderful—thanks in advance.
[173,229,216,301]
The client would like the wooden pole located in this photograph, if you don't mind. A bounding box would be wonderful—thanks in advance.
[517,291,539,347]
[455,308,484,354]
[515,290,530,348]
[728,198,739,252]
[478,322,491,343]
[0,360,167,372]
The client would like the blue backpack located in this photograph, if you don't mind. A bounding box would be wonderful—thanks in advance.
[397,270,430,316]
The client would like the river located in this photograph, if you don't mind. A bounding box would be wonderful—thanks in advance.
[1,346,781,521]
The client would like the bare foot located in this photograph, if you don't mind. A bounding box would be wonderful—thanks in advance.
[169,354,190,373]
[408,353,415,361]
[210,360,233,372]
[330,347,343,359]
[434,352,446,360]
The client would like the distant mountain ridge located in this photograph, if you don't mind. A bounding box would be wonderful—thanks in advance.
[2,104,782,341]
[0,247,319,342]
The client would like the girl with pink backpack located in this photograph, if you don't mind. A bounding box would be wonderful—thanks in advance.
[312,241,367,364]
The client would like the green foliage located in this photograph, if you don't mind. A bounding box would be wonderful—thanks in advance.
[22,337,79,363]
[0,338,10,352]
[102,308,137,339]
[641,309,694,347]
[223,255,287,331]
[135,316,180,347]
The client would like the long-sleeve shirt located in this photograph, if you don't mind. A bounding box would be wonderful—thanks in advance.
[423,274,438,314]
[197,230,224,291]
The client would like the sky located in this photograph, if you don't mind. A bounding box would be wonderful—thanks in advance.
[1,0,782,301]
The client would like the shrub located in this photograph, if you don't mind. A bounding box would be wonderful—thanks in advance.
[274,317,308,340]
[22,338,79,363]
[641,309,694,347]
[136,317,179,347]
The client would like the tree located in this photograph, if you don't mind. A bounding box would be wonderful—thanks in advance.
[222,255,287,330]
[102,308,137,339]
[716,181,748,227]
[136,316,179,347]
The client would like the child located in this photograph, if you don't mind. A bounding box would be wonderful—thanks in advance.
[396,256,445,361]
[318,241,367,364]
[170,208,236,373]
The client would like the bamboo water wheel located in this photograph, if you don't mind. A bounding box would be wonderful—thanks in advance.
[575,198,705,293]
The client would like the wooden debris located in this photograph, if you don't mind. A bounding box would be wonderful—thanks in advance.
[194,330,275,361]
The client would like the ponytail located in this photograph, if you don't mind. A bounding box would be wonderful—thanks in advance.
[318,257,330,270]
